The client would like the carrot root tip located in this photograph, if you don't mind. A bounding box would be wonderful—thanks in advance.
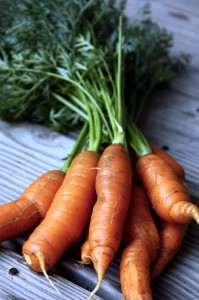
[23,253,32,266]
[77,260,92,265]
[70,258,92,266]
[192,211,199,225]
[36,252,61,296]
[88,279,102,300]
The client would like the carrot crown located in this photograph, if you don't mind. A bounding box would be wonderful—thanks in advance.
[127,119,152,157]
[61,121,89,172]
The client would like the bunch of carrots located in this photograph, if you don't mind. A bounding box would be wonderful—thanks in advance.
[0,15,198,300]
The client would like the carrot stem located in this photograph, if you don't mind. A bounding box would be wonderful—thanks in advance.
[116,15,123,127]
[61,121,89,172]
[127,119,152,156]
[98,15,126,146]
[52,92,88,121]
[4,65,112,140]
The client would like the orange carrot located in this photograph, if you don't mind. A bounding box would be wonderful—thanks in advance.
[22,150,100,272]
[150,144,185,180]
[120,185,160,300]
[88,144,132,298]
[151,220,188,281]
[136,153,199,224]
[149,148,188,281]
[0,170,65,243]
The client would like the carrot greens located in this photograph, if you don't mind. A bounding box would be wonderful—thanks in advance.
[0,0,189,133]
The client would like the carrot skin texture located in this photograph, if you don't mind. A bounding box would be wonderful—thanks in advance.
[151,221,188,280]
[136,154,199,223]
[150,144,185,180]
[120,185,159,300]
[121,245,153,300]
[0,170,65,243]
[22,151,100,272]
[88,144,132,282]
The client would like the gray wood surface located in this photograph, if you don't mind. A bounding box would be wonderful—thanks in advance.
[0,0,199,299]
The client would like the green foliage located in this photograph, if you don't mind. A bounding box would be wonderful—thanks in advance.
[0,0,190,133]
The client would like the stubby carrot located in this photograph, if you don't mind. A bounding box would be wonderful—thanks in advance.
[136,153,199,224]
[88,144,132,298]
[0,170,65,243]
[151,220,188,281]
[120,185,160,300]
[22,150,100,272]
[150,144,185,180]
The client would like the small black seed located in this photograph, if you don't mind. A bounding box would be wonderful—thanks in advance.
[9,268,18,275]
[161,145,169,151]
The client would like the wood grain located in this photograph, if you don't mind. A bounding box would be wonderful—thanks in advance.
[0,0,199,299]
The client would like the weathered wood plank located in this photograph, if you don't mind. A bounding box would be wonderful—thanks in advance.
[138,88,199,187]
[0,0,199,299]
[151,0,199,15]
[0,120,75,204]
[0,246,102,300]
[126,0,199,99]
[126,0,199,60]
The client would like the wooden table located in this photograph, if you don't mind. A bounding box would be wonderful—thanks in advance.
[0,0,198,299]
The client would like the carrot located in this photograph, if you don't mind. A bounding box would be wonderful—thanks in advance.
[136,153,199,224]
[127,121,199,224]
[151,220,188,281]
[149,147,188,281]
[85,17,134,299]
[21,80,104,290]
[0,170,65,243]
[150,143,185,180]
[22,150,100,272]
[120,185,160,300]
[88,143,132,298]
[0,121,89,244]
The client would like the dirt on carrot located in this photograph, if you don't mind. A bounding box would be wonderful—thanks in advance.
[151,220,188,280]
[150,144,185,180]
[120,184,159,300]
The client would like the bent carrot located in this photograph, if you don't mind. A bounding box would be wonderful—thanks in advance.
[151,220,188,281]
[136,153,199,224]
[88,144,132,298]
[22,150,100,272]
[150,143,185,180]
[149,148,188,281]
[127,121,198,224]
[120,185,159,300]
[0,170,65,243]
